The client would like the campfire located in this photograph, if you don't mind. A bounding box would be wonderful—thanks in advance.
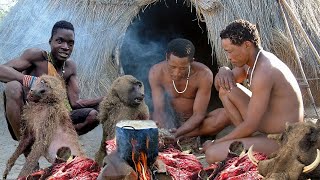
[99,121,205,180]
[100,120,158,180]
[131,138,152,180]
[132,150,152,179]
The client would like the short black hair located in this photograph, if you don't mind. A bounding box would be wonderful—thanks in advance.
[166,38,195,60]
[50,20,74,40]
[220,19,261,47]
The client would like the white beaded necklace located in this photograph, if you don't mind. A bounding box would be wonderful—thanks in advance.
[247,49,262,87]
[172,65,191,94]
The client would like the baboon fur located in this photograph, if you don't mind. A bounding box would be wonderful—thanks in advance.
[95,75,149,166]
[3,75,84,179]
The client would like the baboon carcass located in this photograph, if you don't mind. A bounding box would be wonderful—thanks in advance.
[95,75,149,166]
[3,75,84,179]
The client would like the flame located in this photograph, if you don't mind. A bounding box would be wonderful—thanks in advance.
[131,137,152,180]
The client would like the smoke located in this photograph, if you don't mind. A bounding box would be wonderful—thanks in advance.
[119,0,217,128]
[120,20,170,112]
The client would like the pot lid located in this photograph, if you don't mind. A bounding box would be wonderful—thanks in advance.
[116,120,158,129]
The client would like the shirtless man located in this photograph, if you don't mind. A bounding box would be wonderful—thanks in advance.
[0,20,102,140]
[148,38,213,139]
[197,19,304,163]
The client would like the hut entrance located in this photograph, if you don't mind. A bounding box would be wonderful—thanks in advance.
[120,0,221,112]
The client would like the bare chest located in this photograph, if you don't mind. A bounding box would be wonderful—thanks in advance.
[24,60,71,80]
[162,78,198,99]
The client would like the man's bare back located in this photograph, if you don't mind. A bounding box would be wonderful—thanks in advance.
[254,51,303,134]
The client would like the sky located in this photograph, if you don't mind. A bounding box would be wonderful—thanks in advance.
[0,0,17,12]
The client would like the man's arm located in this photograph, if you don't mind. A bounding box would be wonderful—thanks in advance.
[66,61,102,109]
[0,48,40,83]
[214,66,247,91]
[148,65,167,128]
[215,67,273,143]
[175,69,213,139]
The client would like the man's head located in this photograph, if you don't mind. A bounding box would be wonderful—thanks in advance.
[166,38,195,80]
[49,20,75,62]
[220,19,261,67]
[166,38,195,60]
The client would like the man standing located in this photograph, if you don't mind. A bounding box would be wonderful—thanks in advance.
[0,20,102,140]
[148,38,213,139]
[199,19,304,163]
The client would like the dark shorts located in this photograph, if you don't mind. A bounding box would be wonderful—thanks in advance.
[70,108,94,124]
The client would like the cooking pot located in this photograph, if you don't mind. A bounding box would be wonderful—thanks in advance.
[116,120,158,168]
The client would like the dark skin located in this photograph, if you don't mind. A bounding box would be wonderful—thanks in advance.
[0,28,102,139]
[149,53,213,139]
[191,39,304,163]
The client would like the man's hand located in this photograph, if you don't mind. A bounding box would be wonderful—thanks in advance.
[171,128,187,141]
[200,139,215,153]
[214,66,236,92]
[169,128,177,134]
[158,128,177,148]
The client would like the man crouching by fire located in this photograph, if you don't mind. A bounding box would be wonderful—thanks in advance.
[148,38,214,149]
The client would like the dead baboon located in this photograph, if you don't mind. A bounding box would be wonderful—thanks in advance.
[95,75,149,166]
[3,75,84,179]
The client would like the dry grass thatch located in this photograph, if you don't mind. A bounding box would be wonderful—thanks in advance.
[0,0,319,105]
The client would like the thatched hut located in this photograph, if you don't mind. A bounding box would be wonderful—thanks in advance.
[0,0,319,113]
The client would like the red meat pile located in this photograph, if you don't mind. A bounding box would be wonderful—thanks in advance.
[18,156,100,180]
[106,139,203,180]
[106,139,267,180]
[157,148,203,180]
[198,152,267,180]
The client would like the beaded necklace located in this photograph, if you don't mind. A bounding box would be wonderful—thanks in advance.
[172,65,191,94]
[246,49,262,87]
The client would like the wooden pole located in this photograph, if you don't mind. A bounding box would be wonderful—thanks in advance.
[280,0,320,66]
[278,0,320,119]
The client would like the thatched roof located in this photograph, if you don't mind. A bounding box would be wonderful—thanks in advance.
[0,0,319,105]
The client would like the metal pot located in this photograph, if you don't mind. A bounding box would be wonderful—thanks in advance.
[116,120,158,168]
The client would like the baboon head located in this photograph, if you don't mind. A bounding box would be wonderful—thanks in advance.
[255,121,320,179]
[27,75,66,103]
[110,75,145,107]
